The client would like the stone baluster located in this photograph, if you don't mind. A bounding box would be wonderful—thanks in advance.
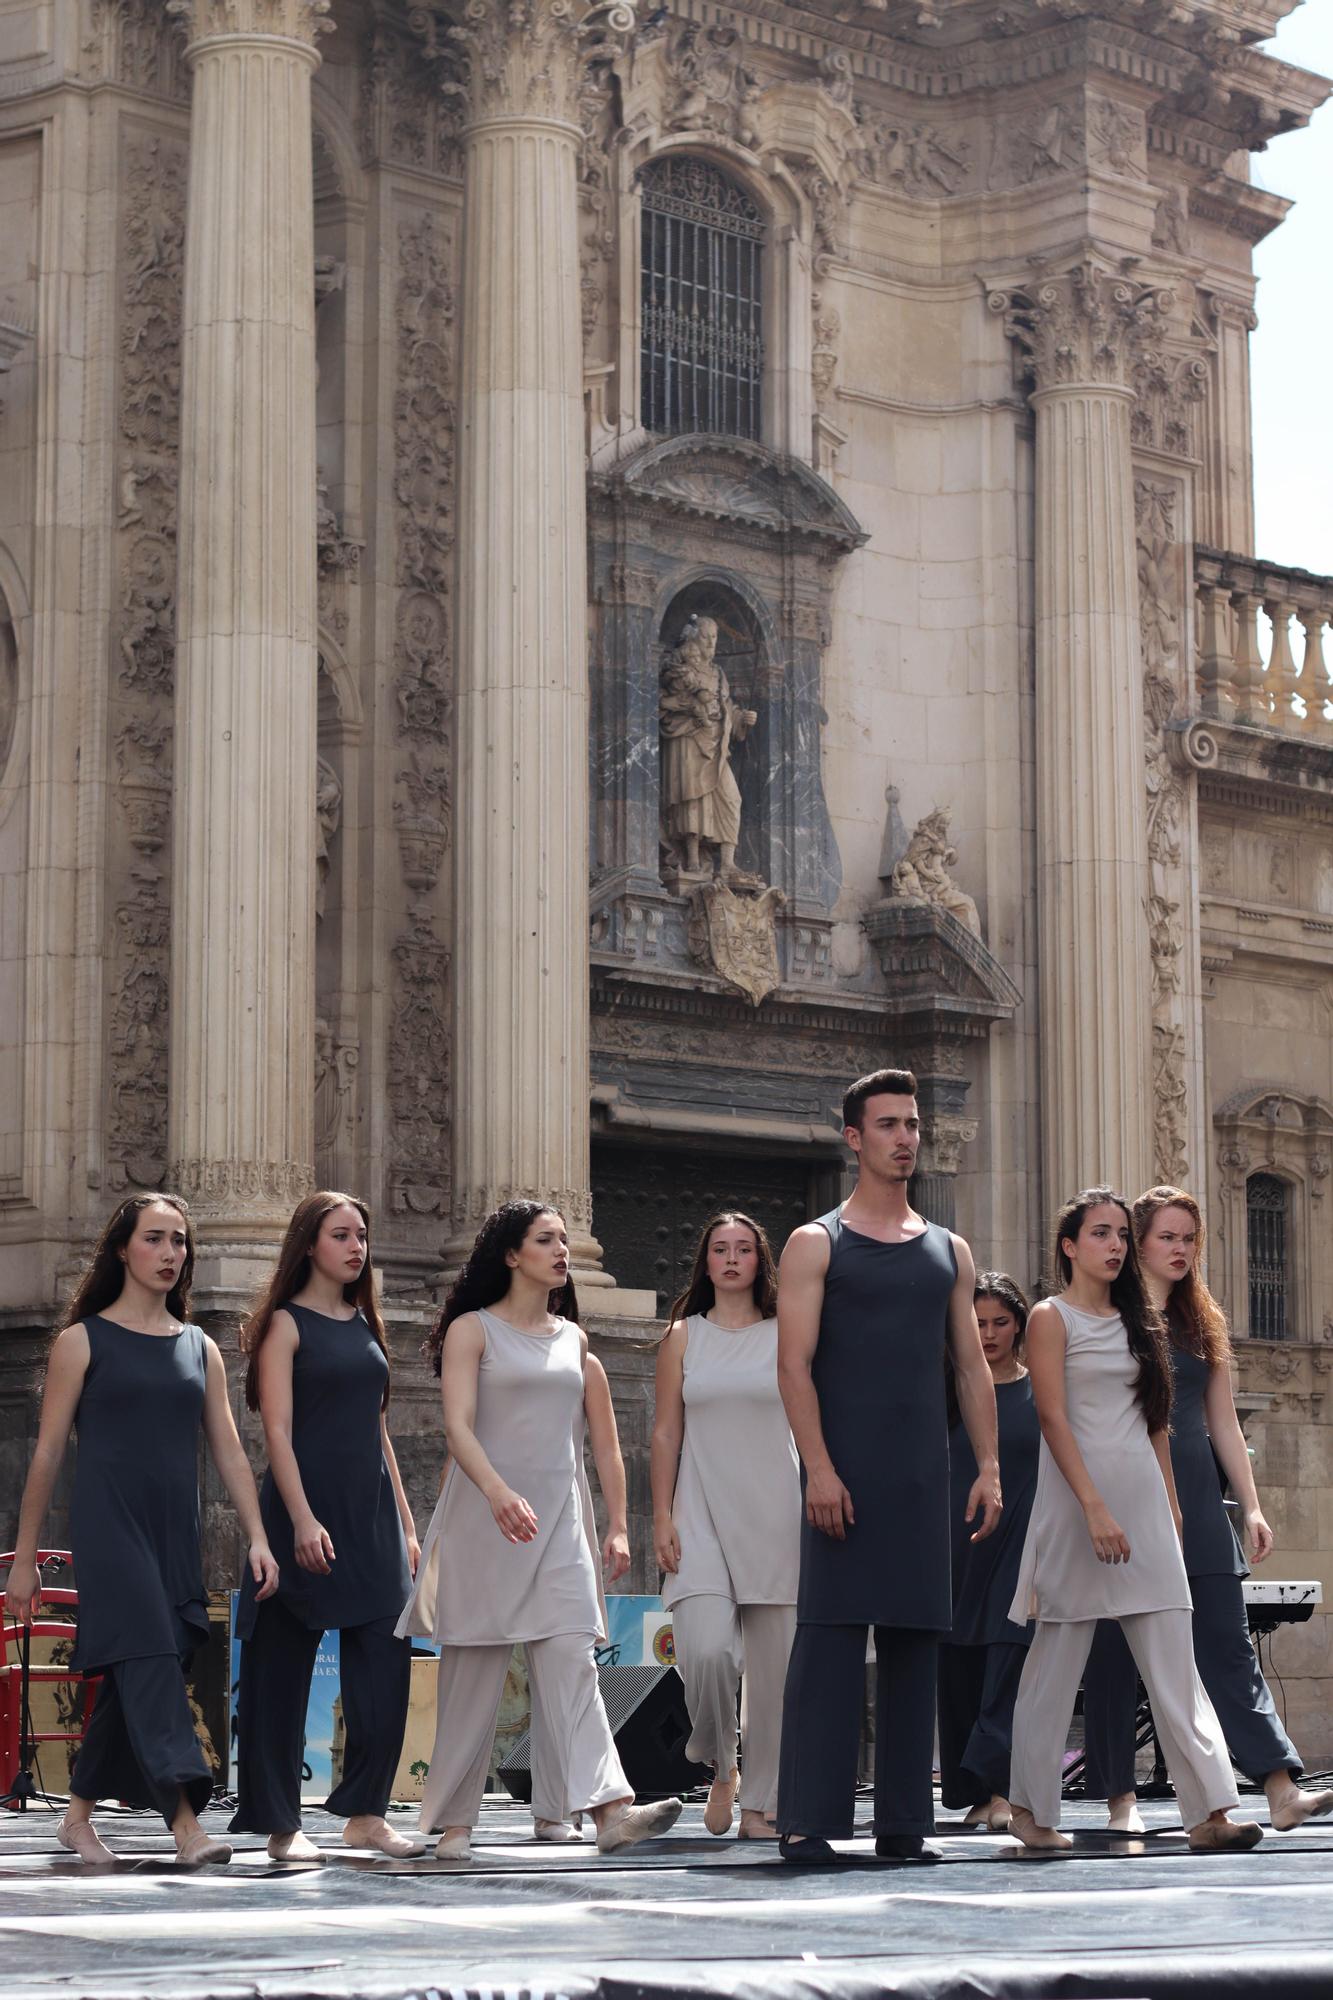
[990,262,1163,1204]
[1299,610,1330,735]
[1263,596,1299,728]
[1230,589,1265,726]
[1195,562,1236,719]
[442,2,638,1293]
[166,0,330,1291]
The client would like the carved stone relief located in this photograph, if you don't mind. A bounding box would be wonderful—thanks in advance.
[986,98,1083,191]
[314,1017,359,1172]
[361,15,461,176]
[106,133,186,1191]
[665,24,764,148]
[687,881,786,1008]
[857,114,971,198]
[885,807,981,939]
[87,0,189,99]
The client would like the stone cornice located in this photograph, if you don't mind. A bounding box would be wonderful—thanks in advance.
[168,0,334,45]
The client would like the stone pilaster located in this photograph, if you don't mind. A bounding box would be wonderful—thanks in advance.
[166,0,331,1291]
[990,261,1166,1207]
[444,2,639,1295]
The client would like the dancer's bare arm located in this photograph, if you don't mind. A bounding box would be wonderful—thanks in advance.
[777,1225,853,1538]
[947,1235,1002,1541]
[584,1344,630,1582]
[440,1313,538,1543]
[3,1327,89,1620]
[1026,1302,1130,1563]
[650,1321,687,1573]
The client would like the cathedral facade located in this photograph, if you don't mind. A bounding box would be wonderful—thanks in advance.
[2,0,1332,1745]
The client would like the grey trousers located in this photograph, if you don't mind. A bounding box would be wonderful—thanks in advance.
[670,1596,796,1815]
[419,1632,630,1831]
[777,1623,938,1840]
[1010,1612,1239,1832]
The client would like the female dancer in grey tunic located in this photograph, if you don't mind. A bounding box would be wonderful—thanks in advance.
[1082,1186,1333,1834]
[3,1195,277,1866]
[651,1211,800,1838]
[938,1274,1038,1831]
[400,1200,683,1862]
[1008,1187,1260,1853]
[230,1192,422,1860]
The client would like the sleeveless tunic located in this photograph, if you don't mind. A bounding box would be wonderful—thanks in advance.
[1010,1298,1192,1624]
[69,1317,210,1674]
[797,1209,957,1630]
[948,1375,1040,1648]
[1167,1341,1246,1580]
[397,1310,606,1647]
[235,1303,412,1640]
[661,1315,801,1611]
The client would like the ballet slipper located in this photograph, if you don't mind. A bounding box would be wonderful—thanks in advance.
[433,1828,472,1862]
[703,1768,739,1837]
[1107,1800,1146,1835]
[1187,1815,1262,1852]
[57,1818,113,1865]
[533,1819,582,1843]
[1269,1786,1333,1832]
[737,1809,778,1840]
[342,1817,429,1858]
[595,1797,683,1853]
[268,1829,323,1862]
[174,1831,232,1867]
[1009,1805,1072,1854]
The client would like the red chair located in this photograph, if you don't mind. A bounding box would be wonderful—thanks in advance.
[0,1550,99,1807]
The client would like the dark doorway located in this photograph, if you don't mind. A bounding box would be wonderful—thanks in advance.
[591,1138,841,1317]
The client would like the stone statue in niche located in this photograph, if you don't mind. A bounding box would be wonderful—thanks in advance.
[887,806,981,937]
[315,755,342,921]
[659,614,760,892]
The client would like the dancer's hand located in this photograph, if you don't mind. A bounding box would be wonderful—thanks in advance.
[249,1541,280,1601]
[654,1518,681,1574]
[965,1462,1003,1543]
[405,1530,422,1577]
[1246,1509,1274,1562]
[293,1513,336,1573]
[489,1485,538,1544]
[603,1529,631,1583]
[806,1464,854,1539]
[3,1561,41,1624]
[1084,1501,1130,1564]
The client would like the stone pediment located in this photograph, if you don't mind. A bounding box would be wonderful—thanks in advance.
[610,435,866,554]
[862,899,1022,1033]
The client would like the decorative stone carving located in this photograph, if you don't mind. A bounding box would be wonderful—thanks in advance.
[362,15,461,175]
[989,261,1172,393]
[314,1019,359,1162]
[107,867,171,1191]
[445,0,637,131]
[1131,344,1209,458]
[167,0,334,44]
[811,292,841,413]
[316,476,361,576]
[610,434,866,553]
[394,216,455,600]
[1152,186,1191,257]
[171,1158,319,1212]
[115,719,172,854]
[659,615,759,891]
[665,23,763,146]
[858,115,971,198]
[986,99,1081,191]
[886,808,981,938]
[387,911,450,1218]
[88,0,190,98]
[314,756,341,923]
[1088,97,1146,179]
[687,881,786,1009]
[394,750,451,894]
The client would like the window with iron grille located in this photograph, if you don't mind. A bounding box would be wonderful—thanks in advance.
[1247,1172,1290,1340]
[639,156,765,440]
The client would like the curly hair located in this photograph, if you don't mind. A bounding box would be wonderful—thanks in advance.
[1132,1185,1231,1370]
[424,1199,579,1376]
[1051,1186,1172,1434]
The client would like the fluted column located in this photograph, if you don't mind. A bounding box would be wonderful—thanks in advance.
[991,263,1165,1207]
[167,0,329,1288]
[445,3,636,1288]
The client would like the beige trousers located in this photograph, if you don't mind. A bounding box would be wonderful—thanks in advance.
[418,1632,630,1831]
[1009,1611,1240,1832]
[670,1596,796,1816]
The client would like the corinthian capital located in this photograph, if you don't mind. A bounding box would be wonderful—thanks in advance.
[167,0,334,48]
[987,258,1172,394]
[431,0,637,130]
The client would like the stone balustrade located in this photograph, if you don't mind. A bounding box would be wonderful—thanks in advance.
[1195,546,1333,739]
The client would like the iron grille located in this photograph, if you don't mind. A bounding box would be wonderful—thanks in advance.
[1247,1173,1290,1340]
[639,156,765,440]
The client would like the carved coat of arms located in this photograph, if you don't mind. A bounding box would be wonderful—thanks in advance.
[687,880,786,1008]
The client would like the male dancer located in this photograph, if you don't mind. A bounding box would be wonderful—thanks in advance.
[776,1067,1001,1864]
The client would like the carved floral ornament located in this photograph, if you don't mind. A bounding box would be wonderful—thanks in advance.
[987,260,1174,394]
[404,0,638,130]
[166,0,334,48]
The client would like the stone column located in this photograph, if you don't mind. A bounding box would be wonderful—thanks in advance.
[444,2,638,1294]
[167,0,330,1292]
[990,263,1163,1207]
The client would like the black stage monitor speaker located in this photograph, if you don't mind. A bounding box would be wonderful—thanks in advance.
[497,1664,709,1803]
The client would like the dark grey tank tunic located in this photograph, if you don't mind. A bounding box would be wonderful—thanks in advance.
[948,1376,1039,1647]
[1168,1339,1246,1580]
[797,1209,957,1629]
[69,1317,210,1674]
[236,1304,412,1639]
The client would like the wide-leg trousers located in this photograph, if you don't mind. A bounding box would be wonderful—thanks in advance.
[419,1631,630,1831]
[229,1597,412,1833]
[71,1615,212,1828]
[669,1595,796,1815]
[1010,1611,1239,1832]
[776,1623,938,1840]
[1082,1575,1301,1798]
[937,1640,1027,1810]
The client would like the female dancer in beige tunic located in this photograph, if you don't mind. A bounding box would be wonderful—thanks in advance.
[399,1200,683,1862]
[652,1213,800,1838]
[1008,1188,1260,1854]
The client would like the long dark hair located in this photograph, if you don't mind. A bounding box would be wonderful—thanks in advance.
[61,1193,195,1331]
[947,1270,1030,1428]
[1132,1185,1231,1369]
[242,1191,389,1412]
[425,1199,579,1377]
[667,1209,779,1329]
[1052,1186,1171,1434]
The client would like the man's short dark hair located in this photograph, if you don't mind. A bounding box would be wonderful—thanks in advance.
[842,1067,918,1131]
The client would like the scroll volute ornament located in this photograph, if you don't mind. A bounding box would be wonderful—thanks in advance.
[439,0,637,128]
[166,0,334,46]
[987,259,1174,393]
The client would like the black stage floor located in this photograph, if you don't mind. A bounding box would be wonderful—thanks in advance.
[4,1793,1333,2000]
